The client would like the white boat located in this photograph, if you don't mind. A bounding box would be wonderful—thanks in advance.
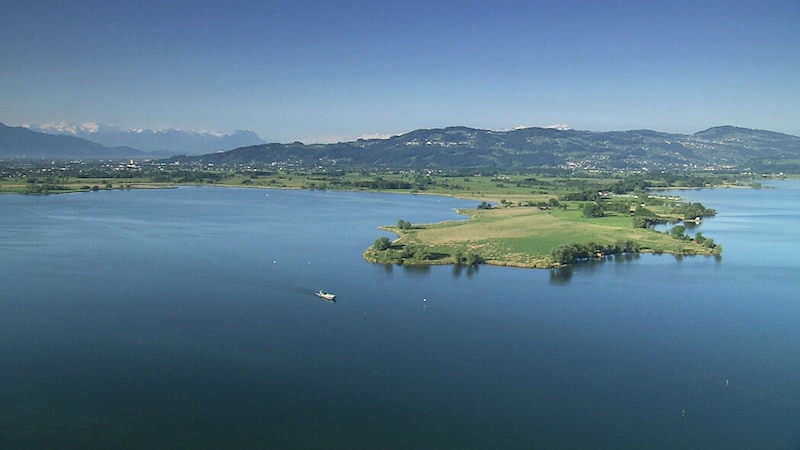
[315,290,336,301]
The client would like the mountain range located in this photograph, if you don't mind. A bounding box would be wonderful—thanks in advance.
[26,122,265,156]
[0,122,144,159]
[173,125,800,172]
[3,121,800,172]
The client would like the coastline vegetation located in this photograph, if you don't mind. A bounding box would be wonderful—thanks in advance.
[0,160,766,267]
[363,195,722,269]
[0,159,788,196]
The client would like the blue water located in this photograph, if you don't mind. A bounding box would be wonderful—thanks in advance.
[1,183,799,449]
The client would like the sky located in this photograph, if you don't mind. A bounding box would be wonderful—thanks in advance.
[1,0,799,143]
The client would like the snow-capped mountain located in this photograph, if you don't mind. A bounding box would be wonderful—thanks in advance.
[27,122,265,156]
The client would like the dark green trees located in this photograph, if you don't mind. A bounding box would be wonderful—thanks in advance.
[632,216,664,229]
[673,202,716,219]
[581,202,604,218]
[551,241,640,265]
[670,225,687,239]
[373,236,392,251]
[454,249,483,266]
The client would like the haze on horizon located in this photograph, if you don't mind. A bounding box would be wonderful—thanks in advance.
[2,0,798,144]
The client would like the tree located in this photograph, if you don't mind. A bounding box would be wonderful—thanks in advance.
[454,249,482,266]
[551,244,577,264]
[670,225,687,239]
[582,202,604,218]
[397,219,412,230]
[465,252,483,266]
[673,201,716,219]
[401,244,431,261]
[552,240,643,265]
[633,206,656,216]
[373,237,391,251]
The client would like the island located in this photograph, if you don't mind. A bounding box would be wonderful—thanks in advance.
[363,183,722,269]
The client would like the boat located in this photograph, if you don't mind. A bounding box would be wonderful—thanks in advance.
[315,290,336,301]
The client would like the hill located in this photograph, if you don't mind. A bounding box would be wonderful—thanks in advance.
[171,125,800,172]
[0,122,143,159]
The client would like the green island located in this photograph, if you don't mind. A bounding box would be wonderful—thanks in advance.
[362,177,726,268]
[2,160,781,267]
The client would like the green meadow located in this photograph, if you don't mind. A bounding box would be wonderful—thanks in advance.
[365,202,717,269]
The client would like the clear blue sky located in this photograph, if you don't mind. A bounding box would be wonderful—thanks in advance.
[2,0,799,142]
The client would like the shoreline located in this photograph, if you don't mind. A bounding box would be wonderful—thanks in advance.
[364,248,720,270]
[2,180,724,269]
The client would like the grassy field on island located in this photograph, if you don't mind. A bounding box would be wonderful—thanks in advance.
[366,202,717,269]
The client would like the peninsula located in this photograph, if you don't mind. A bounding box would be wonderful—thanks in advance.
[363,189,722,269]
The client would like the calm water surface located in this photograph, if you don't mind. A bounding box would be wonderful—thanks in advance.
[1,183,799,449]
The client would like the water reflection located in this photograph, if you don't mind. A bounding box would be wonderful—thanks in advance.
[401,264,431,276]
[452,263,480,278]
[683,221,701,231]
[615,252,641,264]
[550,252,642,284]
[379,262,481,278]
[549,266,573,283]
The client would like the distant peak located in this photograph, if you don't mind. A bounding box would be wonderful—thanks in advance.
[32,121,103,135]
[26,121,262,139]
[21,121,265,155]
[509,124,571,131]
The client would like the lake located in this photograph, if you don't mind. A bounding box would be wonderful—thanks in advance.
[1,182,799,449]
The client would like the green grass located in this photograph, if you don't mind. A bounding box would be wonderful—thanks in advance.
[368,204,716,268]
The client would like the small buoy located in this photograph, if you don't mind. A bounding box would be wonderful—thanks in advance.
[725,379,729,387]
[423,298,427,302]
